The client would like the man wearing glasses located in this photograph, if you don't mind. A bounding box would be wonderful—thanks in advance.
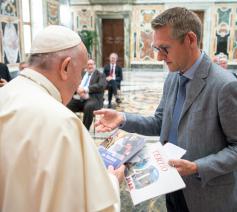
[95,7,237,212]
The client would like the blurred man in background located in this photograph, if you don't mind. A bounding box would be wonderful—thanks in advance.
[103,53,123,108]
[0,62,11,87]
[67,59,106,130]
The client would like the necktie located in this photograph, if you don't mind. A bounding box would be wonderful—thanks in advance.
[110,65,114,76]
[83,73,91,87]
[168,74,189,145]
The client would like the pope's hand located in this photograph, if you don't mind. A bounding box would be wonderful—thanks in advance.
[0,78,7,87]
[108,165,125,183]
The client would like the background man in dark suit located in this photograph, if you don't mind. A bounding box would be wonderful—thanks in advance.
[95,7,237,212]
[0,62,11,87]
[67,59,106,130]
[103,52,123,108]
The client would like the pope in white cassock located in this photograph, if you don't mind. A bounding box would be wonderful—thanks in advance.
[0,25,125,212]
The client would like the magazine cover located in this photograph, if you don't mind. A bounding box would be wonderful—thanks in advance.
[98,146,122,168]
[125,142,186,205]
[99,130,145,168]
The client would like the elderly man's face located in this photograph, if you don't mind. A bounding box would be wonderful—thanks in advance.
[219,59,228,69]
[153,26,193,73]
[110,55,117,64]
[87,59,95,73]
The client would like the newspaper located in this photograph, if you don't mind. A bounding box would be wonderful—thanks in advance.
[125,141,186,205]
[99,130,145,168]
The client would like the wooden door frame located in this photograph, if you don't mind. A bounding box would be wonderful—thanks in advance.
[95,11,130,69]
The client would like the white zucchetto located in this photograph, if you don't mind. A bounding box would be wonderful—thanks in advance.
[30,25,82,54]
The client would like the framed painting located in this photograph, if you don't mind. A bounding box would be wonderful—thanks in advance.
[47,0,59,25]
[2,21,20,64]
[0,0,17,17]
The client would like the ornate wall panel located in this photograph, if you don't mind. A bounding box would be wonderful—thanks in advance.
[2,21,20,64]
[75,9,93,31]
[130,5,163,65]
[233,8,237,60]
[46,0,60,25]
[0,0,21,65]
[71,2,237,68]
[0,0,17,17]
[212,4,237,61]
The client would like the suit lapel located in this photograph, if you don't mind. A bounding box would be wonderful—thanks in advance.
[179,54,211,121]
[180,77,205,119]
[115,66,118,76]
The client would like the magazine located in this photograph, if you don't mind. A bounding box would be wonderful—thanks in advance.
[99,130,145,168]
[125,141,186,205]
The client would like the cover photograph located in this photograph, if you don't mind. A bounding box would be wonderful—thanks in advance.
[99,130,146,168]
[125,142,186,205]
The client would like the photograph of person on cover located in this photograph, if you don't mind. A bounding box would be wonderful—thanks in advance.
[109,135,135,161]
[101,130,128,149]
[126,147,159,189]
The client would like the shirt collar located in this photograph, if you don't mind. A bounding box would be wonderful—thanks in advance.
[181,51,204,80]
[19,68,62,103]
[86,70,94,76]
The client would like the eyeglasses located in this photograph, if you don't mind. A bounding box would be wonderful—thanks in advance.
[152,45,170,56]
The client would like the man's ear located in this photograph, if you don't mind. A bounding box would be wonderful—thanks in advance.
[60,57,71,80]
[186,31,198,48]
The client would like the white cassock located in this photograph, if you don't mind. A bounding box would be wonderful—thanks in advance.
[0,69,120,212]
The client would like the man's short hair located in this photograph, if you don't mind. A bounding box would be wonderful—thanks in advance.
[151,7,202,46]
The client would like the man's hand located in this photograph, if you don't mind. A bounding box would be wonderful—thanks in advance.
[108,165,125,183]
[0,78,7,87]
[168,159,198,176]
[106,76,113,81]
[94,109,124,132]
[77,87,85,96]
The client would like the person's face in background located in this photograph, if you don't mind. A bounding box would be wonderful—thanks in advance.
[219,58,228,69]
[212,55,228,70]
[109,54,117,65]
[87,59,95,74]
[153,25,195,73]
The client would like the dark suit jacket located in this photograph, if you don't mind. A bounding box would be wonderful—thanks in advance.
[88,69,106,108]
[121,53,237,212]
[103,64,123,88]
[0,63,11,81]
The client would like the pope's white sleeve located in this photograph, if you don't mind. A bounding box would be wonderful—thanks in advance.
[100,173,120,212]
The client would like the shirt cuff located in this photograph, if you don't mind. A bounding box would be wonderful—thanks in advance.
[108,173,120,212]
[84,87,89,93]
[119,112,126,128]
